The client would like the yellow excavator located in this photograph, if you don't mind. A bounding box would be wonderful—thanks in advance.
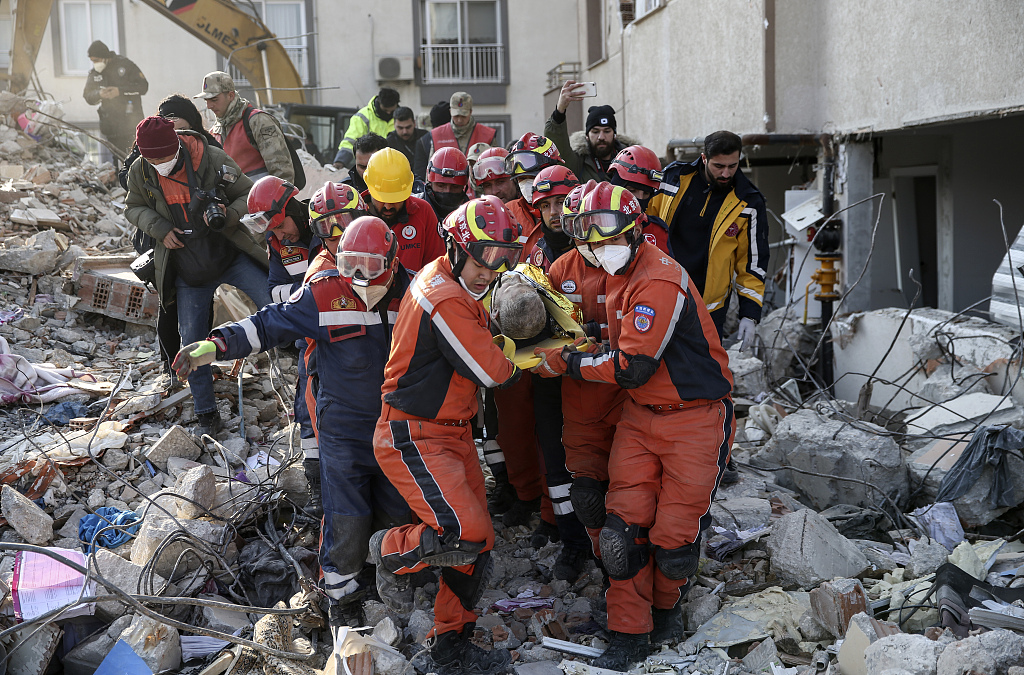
[8,0,354,163]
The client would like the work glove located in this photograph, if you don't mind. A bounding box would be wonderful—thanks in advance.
[171,339,222,380]
[736,317,757,352]
[571,336,600,353]
[532,347,568,378]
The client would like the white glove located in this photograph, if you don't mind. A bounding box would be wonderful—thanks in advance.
[736,318,757,352]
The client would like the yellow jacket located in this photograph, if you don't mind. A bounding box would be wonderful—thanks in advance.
[650,160,768,321]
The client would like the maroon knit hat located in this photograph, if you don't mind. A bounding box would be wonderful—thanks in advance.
[135,116,180,159]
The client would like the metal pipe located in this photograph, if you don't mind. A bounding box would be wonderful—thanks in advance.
[818,134,836,393]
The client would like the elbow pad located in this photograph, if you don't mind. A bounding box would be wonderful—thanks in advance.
[614,353,659,389]
[497,366,521,390]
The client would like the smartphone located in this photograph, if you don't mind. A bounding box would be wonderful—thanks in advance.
[577,82,597,98]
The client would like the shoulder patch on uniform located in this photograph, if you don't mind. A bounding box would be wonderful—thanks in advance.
[561,280,577,293]
[331,296,352,310]
[634,305,655,333]
[644,233,657,245]
[401,225,417,240]
[288,286,306,303]
[533,250,544,265]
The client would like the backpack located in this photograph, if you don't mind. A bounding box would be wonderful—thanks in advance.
[240,105,306,189]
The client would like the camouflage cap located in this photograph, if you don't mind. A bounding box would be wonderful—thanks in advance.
[450,91,473,116]
[194,71,235,99]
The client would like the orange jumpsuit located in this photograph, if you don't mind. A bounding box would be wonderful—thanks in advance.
[541,242,734,634]
[373,256,518,638]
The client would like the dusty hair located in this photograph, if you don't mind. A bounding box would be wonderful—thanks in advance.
[492,282,547,339]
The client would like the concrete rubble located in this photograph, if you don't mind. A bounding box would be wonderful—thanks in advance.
[0,110,1019,673]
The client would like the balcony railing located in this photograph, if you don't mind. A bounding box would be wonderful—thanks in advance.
[420,43,505,84]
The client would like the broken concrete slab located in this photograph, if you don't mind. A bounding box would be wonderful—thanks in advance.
[908,538,950,578]
[130,515,230,580]
[145,425,201,471]
[175,464,215,519]
[903,392,1024,447]
[200,594,252,634]
[741,637,780,673]
[809,578,869,638]
[119,614,181,674]
[753,409,908,510]
[0,228,68,275]
[5,621,62,675]
[1,484,53,545]
[685,587,808,648]
[710,497,772,531]
[766,509,870,589]
[936,629,1024,675]
[728,346,767,398]
[91,547,168,619]
[837,613,902,675]
[864,633,944,675]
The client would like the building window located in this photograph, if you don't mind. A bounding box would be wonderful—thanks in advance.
[586,0,604,66]
[58,0,118,76]
[634,0,663,20]
[474,116,509,148]
[226,0,312,87]
[420,0,504,84]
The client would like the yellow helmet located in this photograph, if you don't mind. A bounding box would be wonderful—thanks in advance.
[364,148,414,203]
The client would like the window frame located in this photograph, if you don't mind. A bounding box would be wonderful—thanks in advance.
[218,0,317,96]
[418,0,506,86]
[53,0,123,77]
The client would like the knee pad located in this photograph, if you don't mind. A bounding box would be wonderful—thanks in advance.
[419,529,485,567]
[570,477,608,530]
[654,535,702,580]
[441,551,493,611]
[598,514,650,581]
[328,515,373,575]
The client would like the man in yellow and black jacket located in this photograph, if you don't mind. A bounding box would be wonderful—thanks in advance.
[649,131,768,348]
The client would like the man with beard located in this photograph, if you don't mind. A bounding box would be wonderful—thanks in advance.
[387,107,428,164]
[545,81,630,182]
[425,147,470,222]
[362,147,446,273]
[413,92,496,180]
[343,133,389,194]
[334,88,400,169]
[649,131,768,347]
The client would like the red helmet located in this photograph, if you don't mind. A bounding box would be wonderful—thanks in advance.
[530,165,579,205]
[506,132,562,178]
[561,179,598,228]
[308,182,368,239]
[337,216,399,289]
[441,195,523,273]
[242,175,298,234]
[427,147,470,187]
[564,181,641,244]
[608,145,664,191]
[472,147,511,185]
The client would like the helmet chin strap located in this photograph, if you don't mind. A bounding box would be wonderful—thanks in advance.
[459,277,489,300]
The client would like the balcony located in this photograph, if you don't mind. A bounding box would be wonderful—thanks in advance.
[420,44,505,85]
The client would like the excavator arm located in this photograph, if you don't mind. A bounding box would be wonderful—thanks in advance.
[6,0,305,105]
[138,0,305,105]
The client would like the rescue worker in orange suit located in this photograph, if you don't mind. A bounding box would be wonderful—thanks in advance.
[369,196,523,675]
[527,165,581,272]
[242,176,322,514]
[608,145,671,254]
[413,91,496,180]
[362,148,446,273]
[424,147,471,222]
[172,216,412,629]
[534,183,734,669]
[472,148,519,204]
[506,132,563,255]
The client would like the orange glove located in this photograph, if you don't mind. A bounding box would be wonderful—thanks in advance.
[532,347,567,377]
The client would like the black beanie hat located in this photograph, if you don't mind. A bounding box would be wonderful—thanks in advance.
[430,100,451,128]
[586,105,617,133]
[158,94,206,133]
[88,40,114,59]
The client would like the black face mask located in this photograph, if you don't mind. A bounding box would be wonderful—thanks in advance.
[542,224,573,253]
[374,99,394,122]
[428,186,467,209]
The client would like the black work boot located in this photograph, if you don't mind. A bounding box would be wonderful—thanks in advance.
[594,631,650,672]
[426,626,511,675]
[487,467,517,515]
[303,459,323,519]
[502,497,540,528]
[553,545,590,581]
[368,529,413,614]
[329,594,365,629]
[720,459,740,486]
[530,519,560,548]
[195,410,222,438]
[650,606,684,644]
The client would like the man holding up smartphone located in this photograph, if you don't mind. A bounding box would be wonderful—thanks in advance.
[544,80,632,183]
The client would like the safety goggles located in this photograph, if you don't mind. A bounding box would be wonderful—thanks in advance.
[467,240,523,272]
[429,164,469,179]
[563,210,638,242]
[310,209,369,239]
[533,178,578,195]
[336,251,391,281]
[611,159,664,184]
[472,156,509,182]
[241,210,280,235]
[505,152,550,176]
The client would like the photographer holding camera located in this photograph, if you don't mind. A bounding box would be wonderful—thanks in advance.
[125,115,272,436]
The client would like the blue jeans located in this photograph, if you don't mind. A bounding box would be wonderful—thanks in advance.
[176,254,272,415]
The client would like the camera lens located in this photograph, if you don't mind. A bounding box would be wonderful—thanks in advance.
[205,203,226,231]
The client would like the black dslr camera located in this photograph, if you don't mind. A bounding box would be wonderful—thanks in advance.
[192,165,239,232]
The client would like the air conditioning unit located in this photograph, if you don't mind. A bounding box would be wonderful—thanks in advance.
[376,54,414,81]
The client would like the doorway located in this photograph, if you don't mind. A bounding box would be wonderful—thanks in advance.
[892,168,940,308]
